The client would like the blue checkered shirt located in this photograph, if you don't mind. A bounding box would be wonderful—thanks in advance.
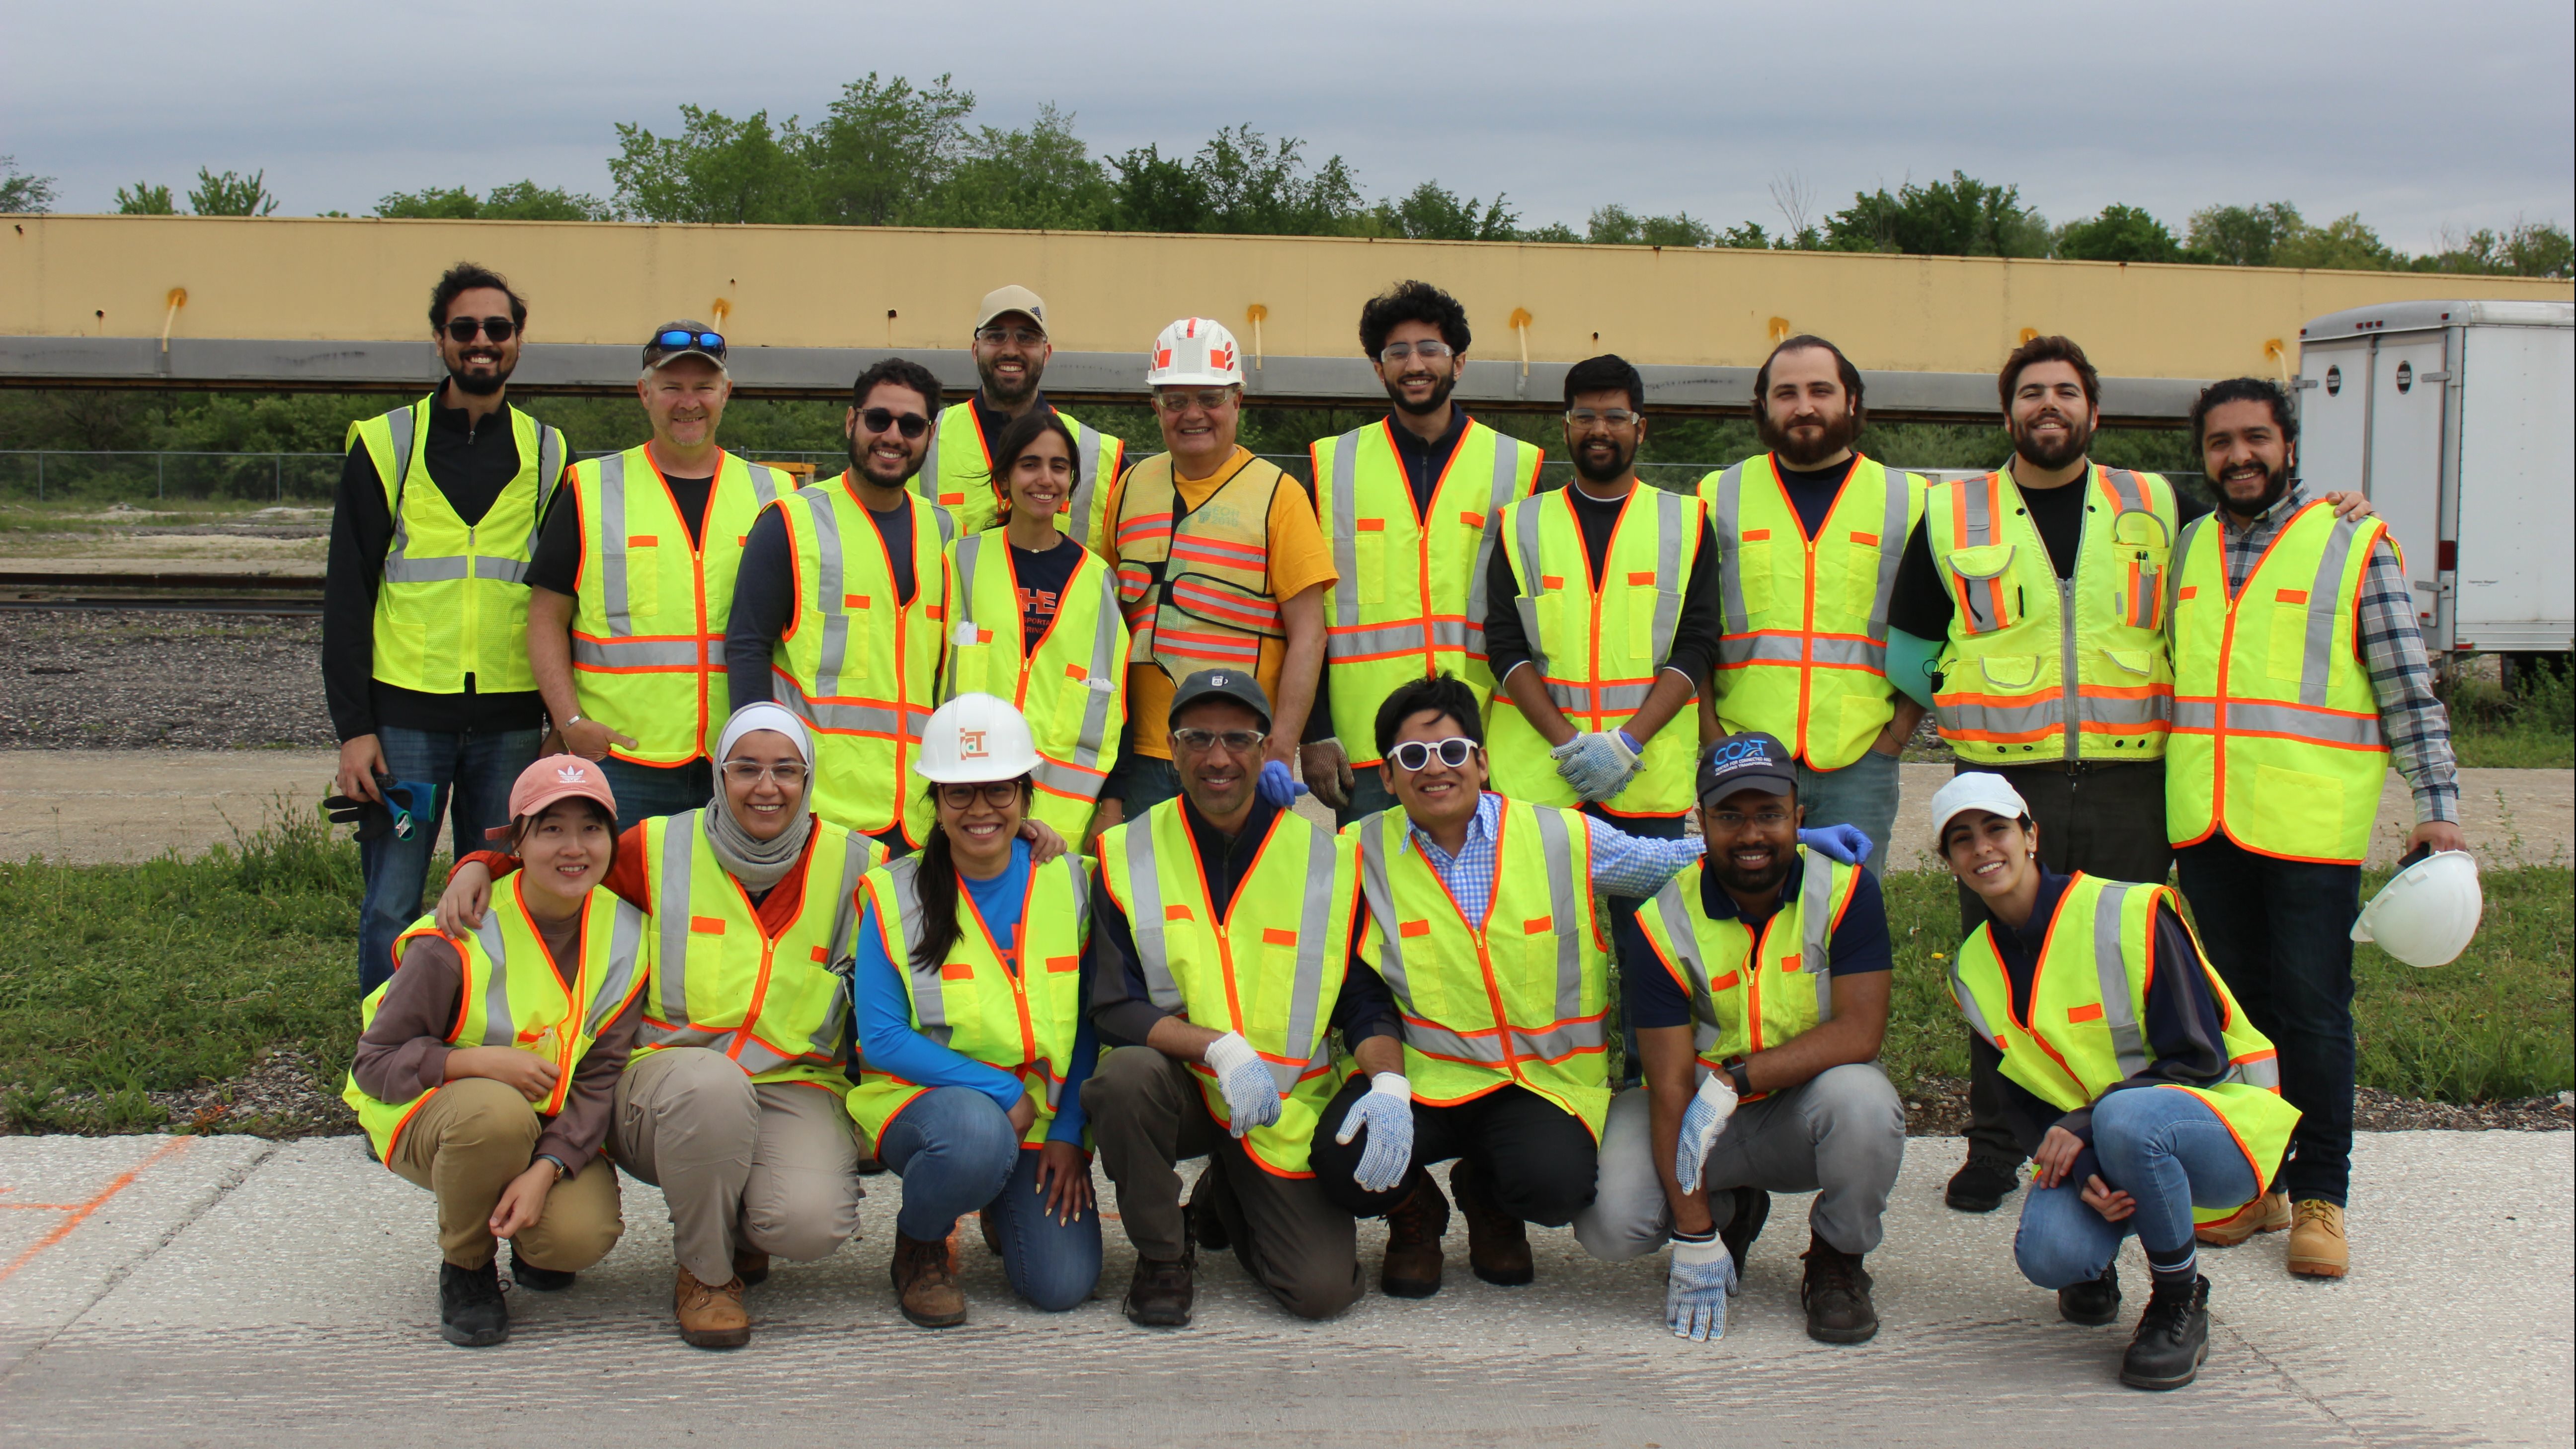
[1396,792,1707,922]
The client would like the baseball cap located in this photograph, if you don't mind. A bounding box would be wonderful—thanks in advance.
[642,319,727,372]
[974,285,1048,336]
[486,754,620,839]
[1698,731,1796,804]
[1927,772,2033,844]
[1167,669,1272,730]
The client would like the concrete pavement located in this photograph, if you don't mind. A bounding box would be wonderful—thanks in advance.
[0,1130,2565,1447]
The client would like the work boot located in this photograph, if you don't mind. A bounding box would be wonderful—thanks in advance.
[1187,1166,1230,1253]
[2197,1189,2290,1248]
[507,1245,575,1293]
[2287,1200,2349,1278]
[1123,1246,1196,1328]
[1379,1174,1451,1299]
[2120,1276,2211,1390]
[1450,1160,1534,1287]
[854,1152,888,1177]
[732,1246,771,1288]
[438,1260,509,1347]
[1718,1187,1771,1277]
[1945,1155,2021,1213]
[892,1230,967,1328]
[1798,1235,1880,1344]
[2058,1263,2122,1326]
[978,1209,1004,1257]
[673,1267,750,1349]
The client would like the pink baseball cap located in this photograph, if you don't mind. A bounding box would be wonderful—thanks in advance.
[486,754,621,839]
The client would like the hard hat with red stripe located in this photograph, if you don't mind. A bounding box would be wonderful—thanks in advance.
[1146,317,1243,389]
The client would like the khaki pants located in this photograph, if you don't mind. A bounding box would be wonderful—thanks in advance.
[613,1046,864,1286]
[387,1077,624,1272]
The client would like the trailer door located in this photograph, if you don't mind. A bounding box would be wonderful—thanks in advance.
[2453,324,2576,651]
[2366,332,2450,643]
[2297,339,2372,496]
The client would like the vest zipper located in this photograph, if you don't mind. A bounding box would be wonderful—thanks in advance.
[2058,577,2079,762]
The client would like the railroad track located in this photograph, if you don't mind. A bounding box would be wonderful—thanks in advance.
[0,571,326,616]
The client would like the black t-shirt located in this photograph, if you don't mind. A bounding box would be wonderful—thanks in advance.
[526,460,715,598]
[1885,468,2213,640]
[1616,854,1893,1031]
[724,482,921,711]
[1009,534,1085,655]
[1776,456,1856,541]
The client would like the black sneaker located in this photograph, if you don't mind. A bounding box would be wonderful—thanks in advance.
[508,1247,576,1293]
[2059,1263,2121,1326]
[1123,1248,1196,1328]
[1798,1236,1880,1345]
[2121,1276,2211,1390]
[439,1260,510,1347]
[1718,1187,1771,1277]
[1187,1167,1230,1253]
[1945,1155,2022,1213]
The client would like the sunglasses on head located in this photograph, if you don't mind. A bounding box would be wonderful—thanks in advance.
[859,406,931,439]
[1390,736,1477,772]
[649,328,725,356]
[443,316,516,343]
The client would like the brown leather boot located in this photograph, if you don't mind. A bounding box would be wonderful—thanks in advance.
[1449,1159,1533,1287]
[1380,1174,1450,1299]
[2196,1189,2290,1248]
[673,1267,750,1349]
[2286,1200,2349,1278]
[892,1230,967,1327]
[978,1209,1003,1257]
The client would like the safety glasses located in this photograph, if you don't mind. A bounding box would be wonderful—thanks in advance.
[649,328,726,357]
[1390,736,1477,772]
[1153,389,1235,415]
[443,316,516,343]
[1169,727,1267,756]
[860,406,931,439]
[936,780,1026,809]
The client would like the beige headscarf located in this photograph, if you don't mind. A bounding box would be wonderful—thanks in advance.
[705,703,815,892]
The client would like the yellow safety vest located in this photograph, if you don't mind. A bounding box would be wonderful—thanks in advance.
[1699,454,1926,771]
[1922,465,2177,764]
[342,881,647,1164]
[1107,452,1294,684]
[347,397,568,695]
[1310,418,1543,765]
[1351,797,1610,1137]
[770,476,956,845]
[1487,483,1706,819]
[916,400,1126,547]
[1096,800,1360,1177]
[1947,873,2299,1222]
[2166,500,2392,864]
[564,445,792,765]
[845,852,1095,1148]
[632,808,886,1094]
[937,532,1130,839]
[1634,848,1860,1099]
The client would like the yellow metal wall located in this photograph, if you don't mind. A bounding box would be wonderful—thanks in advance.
[6,214,2567,378]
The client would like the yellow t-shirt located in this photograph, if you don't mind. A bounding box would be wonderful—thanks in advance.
[1103,446,1338,759]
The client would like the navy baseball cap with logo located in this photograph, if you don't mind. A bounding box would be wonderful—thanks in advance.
[1698,730,1796,804]
[1168,668,1273,729]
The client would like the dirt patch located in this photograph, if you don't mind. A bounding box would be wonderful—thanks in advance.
[1900,1072,2570,1138]
[0,609,332,749]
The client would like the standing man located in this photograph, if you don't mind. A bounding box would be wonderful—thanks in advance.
[2166,377,2462,1280]
[728,358,956,852]
[1301,281,1544,824]
[914,285,1125,544]
[1697,336,1925,868]
[325,262,569,994]
[526,322,795,832]
[1094,319,1336,826]
[1083,670,1375,1327]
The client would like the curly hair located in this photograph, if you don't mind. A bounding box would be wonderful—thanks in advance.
[1358,279,1471,359]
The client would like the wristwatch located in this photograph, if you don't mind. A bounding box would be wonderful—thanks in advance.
[1725,1058,1754,1098]
[536,1153,570,1182]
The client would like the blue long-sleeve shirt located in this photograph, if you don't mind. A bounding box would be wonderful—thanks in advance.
[855,838,1097,1146]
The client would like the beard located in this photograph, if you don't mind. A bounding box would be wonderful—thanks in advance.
[1383,368,1456,418]
[1707,845,1794,900]
[847,435,921,487]
[2010,410,2094,471]
[1571,434,1637,485]
[2215,455,2295,518]
[445,353,511,396]
[1758,405,1861,469]
[977,353,1039,408]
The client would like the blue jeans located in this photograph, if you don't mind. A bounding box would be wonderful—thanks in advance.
[2013,1087,2258,1289]
[1331,763,1400,829]
[358,725,543,995]
[1794,746,1902,878]
[876,1086,1102,1312]
[596,756,712,838]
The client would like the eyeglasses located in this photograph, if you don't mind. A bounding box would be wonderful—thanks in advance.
[977,326,1046,348]
[1566,407,1641,428]
[649,328,726,357]
[1378,340,1454,363]
[722,761,808,787]
[1169,726,1267,756]
[860,407,932,439]
[1389,736,1477,772]
[1704,806,1792,830]
[443,316,516,343]
[1154,389,1236,415]
[937,780,1026,808]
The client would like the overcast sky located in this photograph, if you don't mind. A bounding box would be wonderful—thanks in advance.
[6,0,2570,250]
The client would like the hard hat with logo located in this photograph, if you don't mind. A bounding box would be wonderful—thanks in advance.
[2350,847,2482,968]
[914,693,1042,783]
[1145,317,1243,389]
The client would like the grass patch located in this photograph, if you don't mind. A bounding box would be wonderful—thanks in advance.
[2442,661,2575,769]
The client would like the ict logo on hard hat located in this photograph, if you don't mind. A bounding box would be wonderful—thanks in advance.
[959,729,989,759]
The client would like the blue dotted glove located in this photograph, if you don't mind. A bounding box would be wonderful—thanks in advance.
[1797,823,1875,867]
[1203,1032,1282,1137]
[1674,1072,1739,1194]
[1256,758,1309,809]
[1332,1073,1415,1193]
[1667,1233,1738,1341]
[1550,731,1641,801]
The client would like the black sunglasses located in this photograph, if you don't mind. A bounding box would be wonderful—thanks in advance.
[443,316,516,343]
[649,328,726,356]
[860,406,931,439]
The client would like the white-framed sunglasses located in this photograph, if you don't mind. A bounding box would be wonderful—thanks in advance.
[1390,736,1478,772]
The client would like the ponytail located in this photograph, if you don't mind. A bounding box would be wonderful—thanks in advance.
[909,785,964,974]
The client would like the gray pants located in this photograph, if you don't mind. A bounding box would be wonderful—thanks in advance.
[1794,747,1903,879]
[612,1046,865,1286]
[1574,1063,1907,1262]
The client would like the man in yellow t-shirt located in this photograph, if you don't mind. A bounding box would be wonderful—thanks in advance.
[1093,318,1336,827]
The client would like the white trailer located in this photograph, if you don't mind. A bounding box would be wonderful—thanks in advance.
[2294,300,2575,660]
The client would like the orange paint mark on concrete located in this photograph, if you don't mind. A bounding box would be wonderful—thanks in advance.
[0,1136,192,1284]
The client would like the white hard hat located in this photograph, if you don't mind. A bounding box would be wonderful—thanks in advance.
[1146,317,1243,389]
[2351,849,2483,967]
[914,693,1042,783]
[1927,772,2035,845]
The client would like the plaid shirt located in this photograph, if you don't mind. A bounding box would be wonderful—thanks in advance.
[2203,484,2459,825]
[1397,791,1706,923]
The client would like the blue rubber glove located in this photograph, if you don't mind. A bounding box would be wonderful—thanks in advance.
[1203,1032,1281,1137]
[1673,1072,1739,1193]
[1332,1072,1415,1193]
[1667,1233,1738,1341]
[1256,758,1309,809]
[1797,823,1875,867]
[1550,731,1641,801]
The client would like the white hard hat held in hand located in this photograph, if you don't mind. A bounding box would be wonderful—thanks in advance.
[915,693,1042,782]
[1146,317,1243,389]
[2350,848,2483,968]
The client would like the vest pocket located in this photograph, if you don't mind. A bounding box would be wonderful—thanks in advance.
[1845,534,1884,619]
[1943,545,2016,634]
[1978,654,2041,690]
[1356,524,1389,607]
[2251,762,2348,851]
[1736,536,1773,614]
[2266,600,2311,684]
[1628,589,1677,660]
[2099,647,2155,678]
[625,539,662,618]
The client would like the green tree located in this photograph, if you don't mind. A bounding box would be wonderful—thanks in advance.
[2054,204,2181,262]
[1106,144,1206,233]
[912,104,1112,230]
[1587,204,1713,247]
[609,107,814,223]
[1368,180,1518,241]
[1108,126,1363,236]
[375,181,608,221]
[114,181,176,215]
[0,156,56,213]
[2272,212,2399,270]
[804,72,976,226]
[2184,201,2302,265]
[1828,171,2047,257]
[188,167,278,217]
[2413,221,2575,279]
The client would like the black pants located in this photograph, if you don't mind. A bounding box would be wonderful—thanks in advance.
[1956,759,2174,1164]
[1309,1079,1599,1227]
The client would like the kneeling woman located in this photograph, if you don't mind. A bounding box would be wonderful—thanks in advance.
[847,693,1103,1326]
[1933,773,2299,1393]
[347,755,647,1348]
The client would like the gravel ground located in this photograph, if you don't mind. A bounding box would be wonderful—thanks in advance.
[0,609,332,749]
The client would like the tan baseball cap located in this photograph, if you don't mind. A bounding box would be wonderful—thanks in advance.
[974,285,1048,336]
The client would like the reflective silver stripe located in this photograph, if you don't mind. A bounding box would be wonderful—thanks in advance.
[1799,849,1837,1025]
[932,502,957,549]
[599,452,634,636]
[1357,813,1408,1004]
[2102,468,2147,515]
[806,492,851,697]
[951,532,987,651]
[378,403,426,580]
[1650,881,1726,1062]
[1947,951,1998,1046]
[918,406,949,497]
[586,901,649,1037]
[654,812,700,1024]
[1118,824,1184,1011]
[2090,883,2149,1078]
[804,831,873,1061]
[1064,564,1123,771]
[1065,423,1112,541]
[1327,622,1430,660]
[1868,465,1912,638]
[382,556,472,582]
[529,425,566,559]
[1960,573,2004,635]
[1271,821,1340,1094]
[473,555,529,583]
[474,912,514,1046]
[1937,694,2059,740]
[1718,632,1805,667]
[1406,1017,1504,1063]
[573,637,701,668]
[883,856,954,1046]
[1708,462,1750,634]
[1645,489,1689,666]
[1510,496,1550,678]
[2231,1055,2282,1090]
[1461,427,1522,653]
[1531,806,1585,1025]
[2173,698,2217,730]
[1962,472,1996,546]
[2198,699,2382,747]
[1326,427,1366,625]
[2170,514,2214,621]
[2077,690,2171,729]
[2300,516,2366,709]
[781,696,911,736]
[748,463,783,510]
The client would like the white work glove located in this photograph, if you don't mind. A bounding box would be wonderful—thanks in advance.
[1666,1232,1739,1341]
[1673,1071,1739,1194]
[1550,730,1642,802]
[1332,1072,1416,1193]
[1203,1031,1282,1138]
